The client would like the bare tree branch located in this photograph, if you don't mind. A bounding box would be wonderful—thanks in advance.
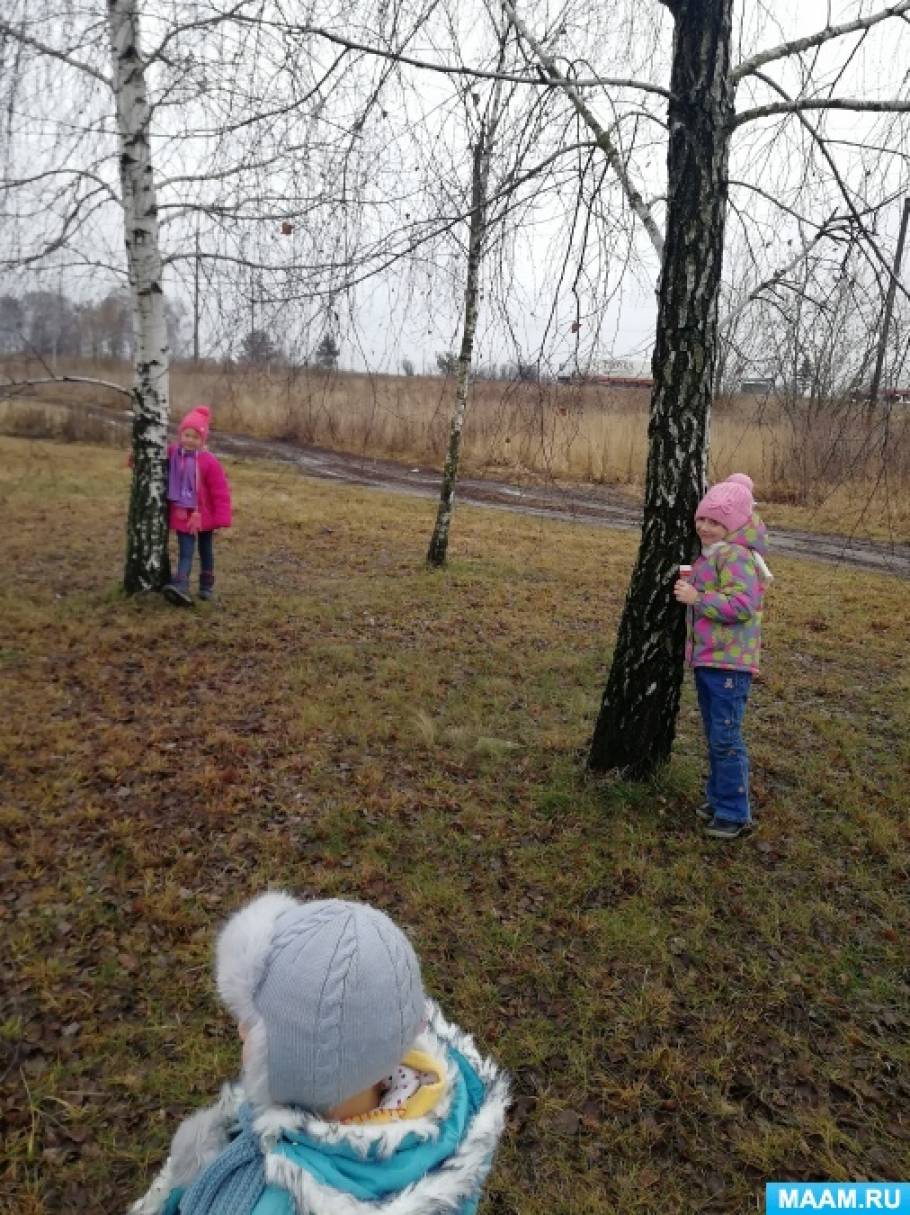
[0,15,110,87]
[0,373,132,398]
[732,0,910,85]
[719,214,842,332]
[294,23,671,96]
[750,68,910,307]
[163,139,600,298]
[0,166,121,207]
[734,97,910,128]
[499,0,665,257]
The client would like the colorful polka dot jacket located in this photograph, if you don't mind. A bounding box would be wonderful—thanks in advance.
[686,513,768,674]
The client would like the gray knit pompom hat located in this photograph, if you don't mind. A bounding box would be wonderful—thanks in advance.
[215,893,426,1113]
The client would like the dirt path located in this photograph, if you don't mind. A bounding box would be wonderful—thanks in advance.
[8,398,910,576]
[215,431,910,578]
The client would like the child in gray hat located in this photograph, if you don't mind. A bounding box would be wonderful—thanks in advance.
[129,892,509,1215]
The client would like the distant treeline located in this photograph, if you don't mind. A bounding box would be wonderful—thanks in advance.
[0,290,182,361]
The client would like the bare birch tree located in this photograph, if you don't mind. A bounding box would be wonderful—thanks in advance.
[576,0,910,776]
[0,3,174,588]
[1,0,448,587]
[426,124,495,566]
[108,0,173,592]
[587,0,737,775]
[426,18,515,568]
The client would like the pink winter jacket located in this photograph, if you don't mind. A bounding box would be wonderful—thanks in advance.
[167,446,233,533]
[685,514,768,674]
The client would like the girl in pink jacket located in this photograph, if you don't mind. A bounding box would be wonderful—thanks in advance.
[163,406,232,606]
[673,473,772,840]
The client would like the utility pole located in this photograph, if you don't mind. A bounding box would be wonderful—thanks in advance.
[869,196,910,408]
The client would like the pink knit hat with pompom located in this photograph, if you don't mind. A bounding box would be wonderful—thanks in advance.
[695,473,754,534]
[724,473,753,492]
[179,404,211,441]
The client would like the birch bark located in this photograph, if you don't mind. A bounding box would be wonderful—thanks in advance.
[426,125,493,567]
[589,0,734,776]
[108,0,171,593]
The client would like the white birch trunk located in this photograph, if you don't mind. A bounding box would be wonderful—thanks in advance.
[108,0,171,592]
[426,130,491,568]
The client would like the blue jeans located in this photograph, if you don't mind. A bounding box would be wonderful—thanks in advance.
[694,667,752,824]
[176,530,214,581]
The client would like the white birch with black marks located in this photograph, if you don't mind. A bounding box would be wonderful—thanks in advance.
[108,0,171,592]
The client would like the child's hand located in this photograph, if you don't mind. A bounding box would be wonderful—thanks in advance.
[188,510,202,534]
[673,579,699,605]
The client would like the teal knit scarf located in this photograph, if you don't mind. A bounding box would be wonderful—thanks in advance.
[178,1103,265,1215]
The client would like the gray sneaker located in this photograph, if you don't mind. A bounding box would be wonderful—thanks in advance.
[703,816,752,840]
[695,802,713,822]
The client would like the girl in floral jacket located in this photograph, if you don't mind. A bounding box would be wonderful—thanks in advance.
[673,473,772,840]
[163,406,232,606]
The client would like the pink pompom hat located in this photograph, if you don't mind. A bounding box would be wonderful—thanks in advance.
[695,473,754,534]
[178,404,211,441]
[724,473,754,492]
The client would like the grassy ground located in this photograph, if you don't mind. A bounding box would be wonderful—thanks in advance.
[1,436,909,1214]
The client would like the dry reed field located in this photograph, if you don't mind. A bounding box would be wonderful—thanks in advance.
[3,357,909,538]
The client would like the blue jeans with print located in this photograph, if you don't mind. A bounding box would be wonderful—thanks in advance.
[694,667,753,824]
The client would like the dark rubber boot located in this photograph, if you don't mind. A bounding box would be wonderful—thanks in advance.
[163,577,194,606]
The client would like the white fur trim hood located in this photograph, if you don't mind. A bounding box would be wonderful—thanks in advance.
[128,1000,510,1215]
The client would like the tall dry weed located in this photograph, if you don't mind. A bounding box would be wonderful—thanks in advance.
[3,356,909,526]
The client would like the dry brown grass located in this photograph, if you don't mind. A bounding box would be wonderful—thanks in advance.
[3,356,909,535]
[1,437,909,1214]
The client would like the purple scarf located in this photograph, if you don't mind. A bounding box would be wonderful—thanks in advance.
[168,447,198,508]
